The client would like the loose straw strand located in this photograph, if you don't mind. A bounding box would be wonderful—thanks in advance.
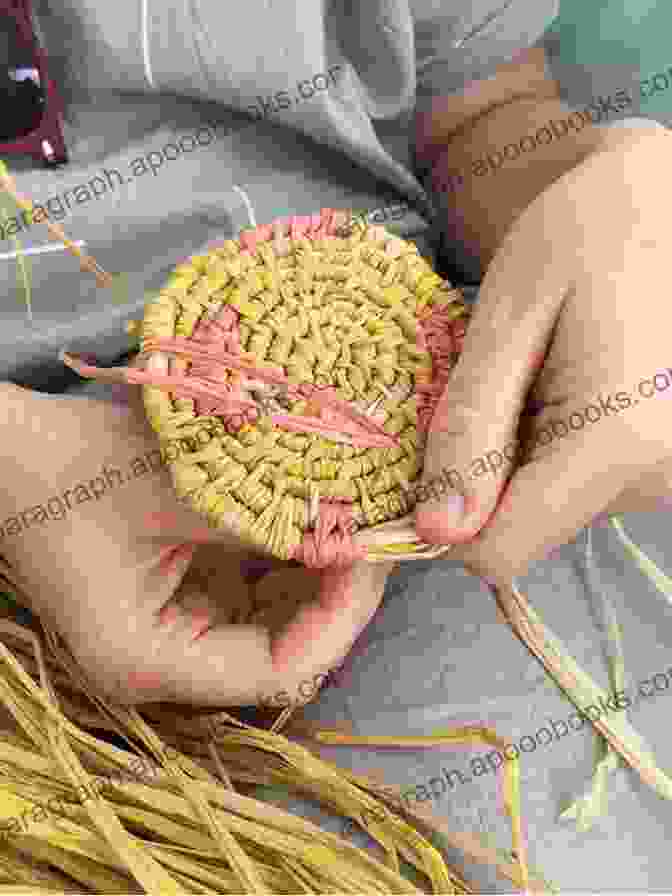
[0,162,113,288]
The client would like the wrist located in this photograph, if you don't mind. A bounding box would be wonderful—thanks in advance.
[415,46,557,169]
[429,95,610,273]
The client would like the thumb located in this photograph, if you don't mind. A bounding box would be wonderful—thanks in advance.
[415,225,568,544]
[453,386,671,583]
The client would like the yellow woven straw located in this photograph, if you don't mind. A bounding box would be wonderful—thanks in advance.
[133,209,470,563]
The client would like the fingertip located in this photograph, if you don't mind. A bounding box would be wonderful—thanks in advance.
[414,508,462,543]
[415,493,482,544]
[190,607,212,641]
[269,565,356,669]
[271,602,330,670]
[157,604,180,627]
[125,669,163,695]
[157,542,196,575]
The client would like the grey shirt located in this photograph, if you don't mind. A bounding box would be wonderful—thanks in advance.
[2,0,559,389]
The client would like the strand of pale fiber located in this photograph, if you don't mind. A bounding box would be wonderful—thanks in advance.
[232,185,257,229]
[140,0,155,89]
[416,0,515,65]
[0,240,85,263]
[353,515,452,561]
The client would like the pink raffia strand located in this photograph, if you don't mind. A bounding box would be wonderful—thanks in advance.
[61,204,406,455]
[239,223,274,254]
[416,306,463,432]
[293,499,366,568]
[295,382,397,445]
[185,307,261,431]
[138,336,399,447]
[60,353,259,414]
[187,310,240,396]
[61,338,399,448]
[320,208,338,236]
[62,337,398,447]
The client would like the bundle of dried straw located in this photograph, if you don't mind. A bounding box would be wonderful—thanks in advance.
[0,611,547,894]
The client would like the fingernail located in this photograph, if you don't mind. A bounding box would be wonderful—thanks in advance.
[158,543,195,575]
[415,492,466,543]
[127,670,162,691]
[158,604,180,626]
[481,575,497,592]
[546,544,562,561]
[144,511,178,530]
[592,510,611,529]
[190,608,212,641]
[109,383,131,405]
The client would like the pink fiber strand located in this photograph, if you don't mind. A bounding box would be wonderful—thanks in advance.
[416,307,464,432]
[293,499,366,569]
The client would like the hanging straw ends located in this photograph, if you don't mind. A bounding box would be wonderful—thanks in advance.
[0,622,513,895]
[354,514,453,562]
[311,727,529,893]
[58,351,130,386]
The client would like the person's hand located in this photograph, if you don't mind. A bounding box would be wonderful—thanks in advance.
[0,382,392,705]
[415,125,672,584]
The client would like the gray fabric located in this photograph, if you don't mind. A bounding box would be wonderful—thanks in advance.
[1,0,556,389]
[413,0,559,104]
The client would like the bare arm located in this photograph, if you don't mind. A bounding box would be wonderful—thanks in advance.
[418,47,655,271]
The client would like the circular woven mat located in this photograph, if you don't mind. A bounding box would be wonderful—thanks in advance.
[136,208,469,562]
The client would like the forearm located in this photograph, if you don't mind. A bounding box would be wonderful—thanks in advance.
[419,48,649,272]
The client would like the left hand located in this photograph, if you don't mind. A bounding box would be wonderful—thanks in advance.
[0,381,393,705]
[415,125,672,584]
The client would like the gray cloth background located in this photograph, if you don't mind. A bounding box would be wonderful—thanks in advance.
[1,0,559,389]
[4,0,672,890]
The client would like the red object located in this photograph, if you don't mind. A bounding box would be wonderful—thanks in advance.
[0,0,68,165]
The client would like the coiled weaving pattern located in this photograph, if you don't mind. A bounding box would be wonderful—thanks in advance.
[66,208,469,564]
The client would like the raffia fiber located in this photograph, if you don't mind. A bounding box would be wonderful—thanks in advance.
[130,209,469,563]
[0,611,552,894]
